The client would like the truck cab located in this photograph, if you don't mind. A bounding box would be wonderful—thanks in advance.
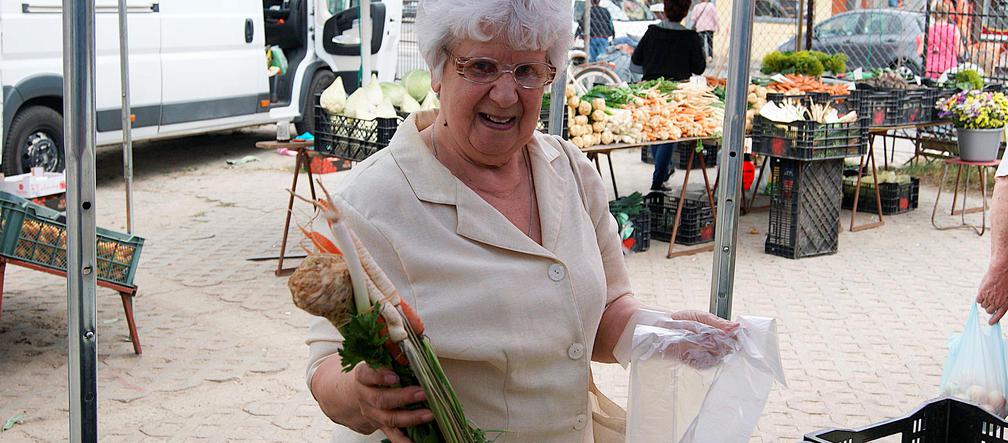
[1,0,402,175]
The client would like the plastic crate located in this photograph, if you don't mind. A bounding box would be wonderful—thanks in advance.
[851,86,906,127]
[765,158,842,259]
[644,191,715,246]
[842,176,920,215]
[0,192,144,287]
[752,115,868,161]
[902,88,942,124]
[609,197,651,252]
[804,397,1008,443]
[676,144,719,170]
[537,103,568,138]
[641,147,654,164]
[314,97,402,162]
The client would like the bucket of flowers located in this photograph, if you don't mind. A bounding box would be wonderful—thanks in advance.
[936,89,1008,162]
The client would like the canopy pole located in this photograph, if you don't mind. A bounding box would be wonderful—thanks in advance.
[548,66,568,137]
[710,0,756,320]
[582,1,591,54]
[63,0,99,441]
[360,0,372,85]
[117,0,134,234]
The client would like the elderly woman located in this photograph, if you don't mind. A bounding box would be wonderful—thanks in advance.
[305,1,734,441]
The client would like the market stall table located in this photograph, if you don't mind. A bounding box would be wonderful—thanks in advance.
[580,136,718,199]
[275,143,319,277]
[849,121,948,232]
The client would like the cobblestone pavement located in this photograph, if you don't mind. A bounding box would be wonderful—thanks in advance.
[0,129,993,442]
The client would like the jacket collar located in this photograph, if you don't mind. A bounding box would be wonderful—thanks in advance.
[390,111,567,257]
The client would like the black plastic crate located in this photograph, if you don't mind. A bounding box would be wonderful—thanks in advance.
[842,176,920,215]
[641,147,654,164]
[314,99,402,162]
[805,397,1008,443]
[851,86,906,127]
[537,103,568,138]
[765,157,843,259]
[902,88,942,124]
[608,199,650,252]
[644,191,715,246]
[676,144,719,170]
[752,116,868,161]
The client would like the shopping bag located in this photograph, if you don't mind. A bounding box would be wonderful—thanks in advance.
[939,304,1008,416]
[590,376,626,443]
[626,317,785,443]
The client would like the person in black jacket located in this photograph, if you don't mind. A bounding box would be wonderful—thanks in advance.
[630,0,706,191]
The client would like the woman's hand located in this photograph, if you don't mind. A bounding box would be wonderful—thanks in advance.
[670,309,739,332]
[350,364,435,443]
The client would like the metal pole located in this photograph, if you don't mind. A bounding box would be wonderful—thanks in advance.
[117,0,134,234]
[796,0,805,52]
[582,1,591,54]
[710,0,755,320]
[548,67,568,136]
[360,0,372,86]
[63,0,99,441]
[804,0,815,50]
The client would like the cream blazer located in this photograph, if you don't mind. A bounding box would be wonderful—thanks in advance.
[305,111,633,442]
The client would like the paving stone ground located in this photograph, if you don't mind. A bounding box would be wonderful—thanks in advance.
[0,127,994,442]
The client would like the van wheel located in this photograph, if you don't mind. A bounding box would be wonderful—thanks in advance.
[4,106,65,176]
[296,70,336,136]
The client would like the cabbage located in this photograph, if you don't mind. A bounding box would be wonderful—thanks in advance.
[376,97,398,119]
[420,90,440,111]
[363,74,384,104]
[320,77,347,115]
[400,93,421,113]
[403,70,432,102]
[380,82,407,107]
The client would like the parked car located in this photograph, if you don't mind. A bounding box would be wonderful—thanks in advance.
[573,0,658,42]
[777,9,927,75]
[2,0,403,175]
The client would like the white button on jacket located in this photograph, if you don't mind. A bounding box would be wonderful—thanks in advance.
[305,112,634,442]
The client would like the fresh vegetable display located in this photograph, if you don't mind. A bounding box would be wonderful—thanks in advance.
[758,101,858,124]
[859,69,922,90]
[565,85,643,147]
[767,74,850,96]
[319,70,438,121]
[761,50,848,77]
[289,185,495,443]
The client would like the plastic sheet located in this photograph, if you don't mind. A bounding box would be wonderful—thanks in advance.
[626,316,786,443]
[939,304,1008,416]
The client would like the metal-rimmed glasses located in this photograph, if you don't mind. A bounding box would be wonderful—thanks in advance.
[452,56,557,89]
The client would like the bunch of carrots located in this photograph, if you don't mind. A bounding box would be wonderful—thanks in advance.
[768,74,850,96]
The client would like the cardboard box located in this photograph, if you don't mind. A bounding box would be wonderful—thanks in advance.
[0,171,67,198]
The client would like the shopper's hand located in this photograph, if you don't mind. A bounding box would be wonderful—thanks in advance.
[351,363,433,443]
[670,309,740,332]
[661,314,740,369]
[978,260,1008,325]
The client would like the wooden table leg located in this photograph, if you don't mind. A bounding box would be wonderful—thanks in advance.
[850,137,885,232]
[276,150,305,276]
[666,150,716,258]
[0,258,6,319]
[120,291,142,355]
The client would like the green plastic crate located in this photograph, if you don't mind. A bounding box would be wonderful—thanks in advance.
[0,192,144,287]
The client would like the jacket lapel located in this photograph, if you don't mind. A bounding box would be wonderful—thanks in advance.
[391,114,569,259]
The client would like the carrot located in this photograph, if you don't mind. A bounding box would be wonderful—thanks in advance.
[299,226,342,255]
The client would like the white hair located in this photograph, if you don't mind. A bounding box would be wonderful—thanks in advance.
[416,0,573,82]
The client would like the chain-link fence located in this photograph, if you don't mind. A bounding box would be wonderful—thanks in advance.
[396,0,426,80]
[925,0,1008,83]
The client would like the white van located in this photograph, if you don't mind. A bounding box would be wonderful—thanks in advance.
[1,0,403,175]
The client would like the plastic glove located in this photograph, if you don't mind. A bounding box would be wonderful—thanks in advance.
[651,320,739,369]
[614,308,739,368]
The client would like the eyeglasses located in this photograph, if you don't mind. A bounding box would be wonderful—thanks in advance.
[452,56,556,89]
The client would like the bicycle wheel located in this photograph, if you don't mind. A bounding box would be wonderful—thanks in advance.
[571,65,621,94]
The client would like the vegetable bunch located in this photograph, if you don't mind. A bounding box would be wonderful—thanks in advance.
[288,185,493,443]
[761,50,847,77]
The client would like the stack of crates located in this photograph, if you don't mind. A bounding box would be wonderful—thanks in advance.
[764,157,843,259]
[645,191,715,246]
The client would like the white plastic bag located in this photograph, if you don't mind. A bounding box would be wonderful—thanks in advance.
[626,316,786,443]
[939,304,1008,416]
